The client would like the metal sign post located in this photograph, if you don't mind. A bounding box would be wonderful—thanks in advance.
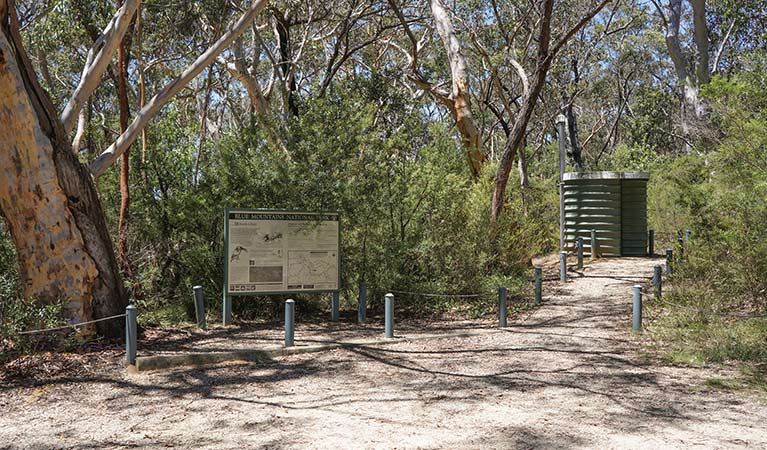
[556,115,567,252]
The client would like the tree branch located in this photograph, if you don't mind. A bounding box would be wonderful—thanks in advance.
[60,0,140,133]
[690,0,709,83]
[89,0,270,178]
[664,0,688,80]
[712,18,735,74]
[548,0,612,61]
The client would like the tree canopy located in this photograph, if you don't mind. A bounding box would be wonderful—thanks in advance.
[1,0,766,348]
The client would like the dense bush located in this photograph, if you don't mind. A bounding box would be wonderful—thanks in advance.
[87,80,559,323]
[645,56,767,368]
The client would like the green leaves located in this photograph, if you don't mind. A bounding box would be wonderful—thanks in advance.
[650,56,767,358]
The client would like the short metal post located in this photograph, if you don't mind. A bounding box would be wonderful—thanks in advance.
[633,285,642,332]
[498,287,508,328]
[665,249,673,276]
[223,294,232,325]
[648,230,655,256]
[590,229,598,260]
[685,229,691,243]
[126,304,137,365]
[193,285,206,330]
[358,281,366,324]
[331,291,340,322]
[534,266,542,305]
[385,293,394,338]
[576,238,584,270]
[653,265,663,299]
[560,251,567,282]
[284,299,295,347]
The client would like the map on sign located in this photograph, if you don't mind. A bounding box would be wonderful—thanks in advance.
[225,209,340,294]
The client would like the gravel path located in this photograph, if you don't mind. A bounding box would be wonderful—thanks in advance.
[1,257,765,449]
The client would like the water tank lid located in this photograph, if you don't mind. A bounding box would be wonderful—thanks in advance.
[563,171,649,181]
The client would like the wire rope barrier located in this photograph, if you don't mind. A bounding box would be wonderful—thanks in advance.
[16,314,127,335]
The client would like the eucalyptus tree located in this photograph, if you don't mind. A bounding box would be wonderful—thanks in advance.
[645,0,767,151]
[386,0,485,179]
[0,0,270,336]
[384,0,610,218]
[480,0,612,221]
[546,1,663,166]
[648,0,712,148]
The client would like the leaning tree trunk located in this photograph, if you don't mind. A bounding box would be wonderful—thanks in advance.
[0,7,128,337]
[430,0,485,179]
[661,0,710,153]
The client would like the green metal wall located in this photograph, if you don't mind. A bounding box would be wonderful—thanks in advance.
[620,179,648,255]
[563,172,648,257]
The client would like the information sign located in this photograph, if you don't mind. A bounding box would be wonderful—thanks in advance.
[224,209,340,295]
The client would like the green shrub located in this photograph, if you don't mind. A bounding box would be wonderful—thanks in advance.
[92,80,555,323]
[647,56,767,372]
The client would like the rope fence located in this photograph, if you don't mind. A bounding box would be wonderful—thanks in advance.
[647,296,767,319]
[637,232,767,330]
[17,226,757,368]
[16,313,127,335]
[388,289,486,299]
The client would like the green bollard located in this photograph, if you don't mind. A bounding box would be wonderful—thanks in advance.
[666,249,673,276]
[534,267,542,305]
[577,237,584,270]
[385,293,394,338]
[358,282,366,324]
[560,251,567,282]
[653,265,663,299]
[125,304,137,365]
[331,291,340,322]
[633,285,642,332]
[193,285,207,330]
[498,287,508,328]
[591,229,598,260]
[222,293,232,326]
[285,299,295,347]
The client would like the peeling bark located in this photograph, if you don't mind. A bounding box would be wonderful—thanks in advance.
[430,0,484,178]
[60,0,141,133]
[566,101,584,170]
[273,8,299,118]
[0,5,127,337]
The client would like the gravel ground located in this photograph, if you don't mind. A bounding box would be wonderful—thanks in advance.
[1,257,766,449]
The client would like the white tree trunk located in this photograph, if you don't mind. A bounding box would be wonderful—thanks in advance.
[89,0,270,178]
[430,0,484,178]
[60,0,141,133]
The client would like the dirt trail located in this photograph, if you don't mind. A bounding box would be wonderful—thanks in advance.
[2,257,766,449]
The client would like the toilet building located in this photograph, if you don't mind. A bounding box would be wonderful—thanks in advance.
[563,171,649,257]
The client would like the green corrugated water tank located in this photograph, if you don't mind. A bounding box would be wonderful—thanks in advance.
[563,171,649,257]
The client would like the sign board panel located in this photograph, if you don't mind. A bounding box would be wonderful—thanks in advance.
[224,209,340,295]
